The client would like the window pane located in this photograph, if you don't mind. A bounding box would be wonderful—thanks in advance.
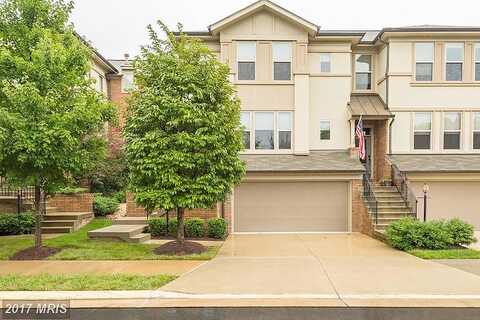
[355,55,371,72]
[273,42,292,62]
[278,112,292,131]
[415,43,434,61]
[320,54,331,72]
[474,113,480,130]
[446,44,464,61]
[240,112,251,129]
[476,63,480,81]
[444,112,461,130]
[414,132,431,149]
[444,133,460,149]
[320,121,330,140]
[255,112,274,130]
[243,131,250,149]
[474,132,480,149]
[355,73,371,90]
[476,45,480,61]
[238,62,255,80]
[414,113,431,130]
[237,42,256,61]
[446,63,462,81]
[122,72,134,91]
[255,131,274,149]
[279,131,291,149]
[274,62,291,80]
[415,63,433,81]
[255,112,274,150]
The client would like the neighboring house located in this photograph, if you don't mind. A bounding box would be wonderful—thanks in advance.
[116,0,480,234]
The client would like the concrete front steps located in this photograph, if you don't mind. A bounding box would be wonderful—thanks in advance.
[88,224,151,243]
[365,185,415,238]
[41,209,94,234]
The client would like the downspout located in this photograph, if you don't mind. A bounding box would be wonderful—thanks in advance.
[381,38,394,155]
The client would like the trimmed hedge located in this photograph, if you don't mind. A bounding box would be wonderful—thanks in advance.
[185,218,206,238]
[386,217,477,251]
[148,217,177,237]
[93,195,120,216]
[207,218,228,240]
[0,213,35,236]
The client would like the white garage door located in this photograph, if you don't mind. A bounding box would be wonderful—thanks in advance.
[234,181,349,232]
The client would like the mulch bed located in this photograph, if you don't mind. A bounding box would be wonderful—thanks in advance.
[154,241,207,256]
[10,247,61,260]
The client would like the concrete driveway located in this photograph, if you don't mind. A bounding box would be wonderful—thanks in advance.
[162,233,480,299]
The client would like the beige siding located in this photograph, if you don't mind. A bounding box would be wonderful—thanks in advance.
[236,84,294,110]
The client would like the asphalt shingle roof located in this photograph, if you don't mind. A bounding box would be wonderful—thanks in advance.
[240,151,365,172]
[388,154,480,172]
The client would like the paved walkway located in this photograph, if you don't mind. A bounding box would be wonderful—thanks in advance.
[434,259,480,276]
[0,260,204,276]
[163,233,480,298]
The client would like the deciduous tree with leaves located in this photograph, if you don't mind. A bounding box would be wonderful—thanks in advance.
[0,0,116,257]
[125,22,245,249]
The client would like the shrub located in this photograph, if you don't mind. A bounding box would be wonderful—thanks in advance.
[88,152,128,195]
[386,217,476,251]
[148,217,178,237]
[0,213,35,236]
[185,218,206,238]
[113,191,126,203]
[445,218,477,245]
[57,187,88,195]
[207,218,228,240]
[93,196,120,216]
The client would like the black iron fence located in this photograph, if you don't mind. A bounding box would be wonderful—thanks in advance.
[0,177,36,213]
[362,173,378,224]
[391,164,418,219]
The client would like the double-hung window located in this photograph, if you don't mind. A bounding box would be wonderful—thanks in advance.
[443,112,461,149]
[445,43,464,81]
[237,42,256,80]
[355,54,372,90]
[473,113,480,150]
[273,42,292,80]
[122,71,134,92]
[475,44,480,81]
[320,53,331,73]
[255,112,275,150]
[320,121,331,140]
[278,112,292,149]
[415,43,434,81]
[240,112,252,150]
[413,112,432,150]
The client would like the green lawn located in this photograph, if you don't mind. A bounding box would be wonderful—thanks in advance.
[0,273,176,291]
[0,219,219,260]
[409,248,480,259]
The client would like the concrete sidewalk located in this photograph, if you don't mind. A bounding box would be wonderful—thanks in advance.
[0,260,204,276]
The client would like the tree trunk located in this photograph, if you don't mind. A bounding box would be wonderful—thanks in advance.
[34,185,43,257]
[176,207,185,245]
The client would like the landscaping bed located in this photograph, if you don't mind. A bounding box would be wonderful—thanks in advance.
[0,274,176,291]
[0,219,219,261]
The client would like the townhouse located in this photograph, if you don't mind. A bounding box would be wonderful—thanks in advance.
[113,0,480,234]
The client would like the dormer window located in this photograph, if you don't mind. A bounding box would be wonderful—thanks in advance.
[273,42,292,80]
[355,54,372,90]
[237,42,256,81]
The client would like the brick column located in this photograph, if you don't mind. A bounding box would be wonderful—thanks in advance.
[351,180,374,236]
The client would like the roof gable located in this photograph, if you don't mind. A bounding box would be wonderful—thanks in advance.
[208,0,318,36]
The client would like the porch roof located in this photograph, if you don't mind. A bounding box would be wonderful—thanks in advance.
[240,151,365,172]
[348,94,393,120]
[388,154,480,172]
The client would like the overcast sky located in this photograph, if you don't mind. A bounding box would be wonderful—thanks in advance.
[70,0,480,60]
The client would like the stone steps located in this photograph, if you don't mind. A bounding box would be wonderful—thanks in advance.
[42,226,73,234]
[41,212,93,234]
[87,224,150,243]
[112,217,148,225]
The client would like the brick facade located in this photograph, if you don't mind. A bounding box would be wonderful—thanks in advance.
[48,193,95,213]
[351,179,374,236]
[373,119,390,182]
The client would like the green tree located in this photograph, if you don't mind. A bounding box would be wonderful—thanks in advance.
[0,0,116,256]
[125,22,245,246]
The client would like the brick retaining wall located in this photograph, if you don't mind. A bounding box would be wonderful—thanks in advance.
[48,193,95,213]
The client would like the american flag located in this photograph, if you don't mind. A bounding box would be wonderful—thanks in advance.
[356,117,366,160]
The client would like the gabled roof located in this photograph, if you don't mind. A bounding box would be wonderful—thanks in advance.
[208,0,318,36]
[74,32,118,74]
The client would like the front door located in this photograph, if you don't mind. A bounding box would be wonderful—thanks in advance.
[361,127,373,178]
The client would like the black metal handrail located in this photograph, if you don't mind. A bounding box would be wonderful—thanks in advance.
[362,173,379,224]
[0,177,36,213]
[391,164,418,219]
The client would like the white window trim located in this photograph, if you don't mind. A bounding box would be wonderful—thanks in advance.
[474,43,480,82]
[240,111,294,154]
[319,120,331,140]
[414,42,434,81]
[319,53,331,73]
[272,42,293,81]
[472,112,480,151]
[412,112,432,152]
[442,112,462,151]
[354,54,373,92]
[240,111,253,151]
[237,41,256,81]
[444,43,464,82]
